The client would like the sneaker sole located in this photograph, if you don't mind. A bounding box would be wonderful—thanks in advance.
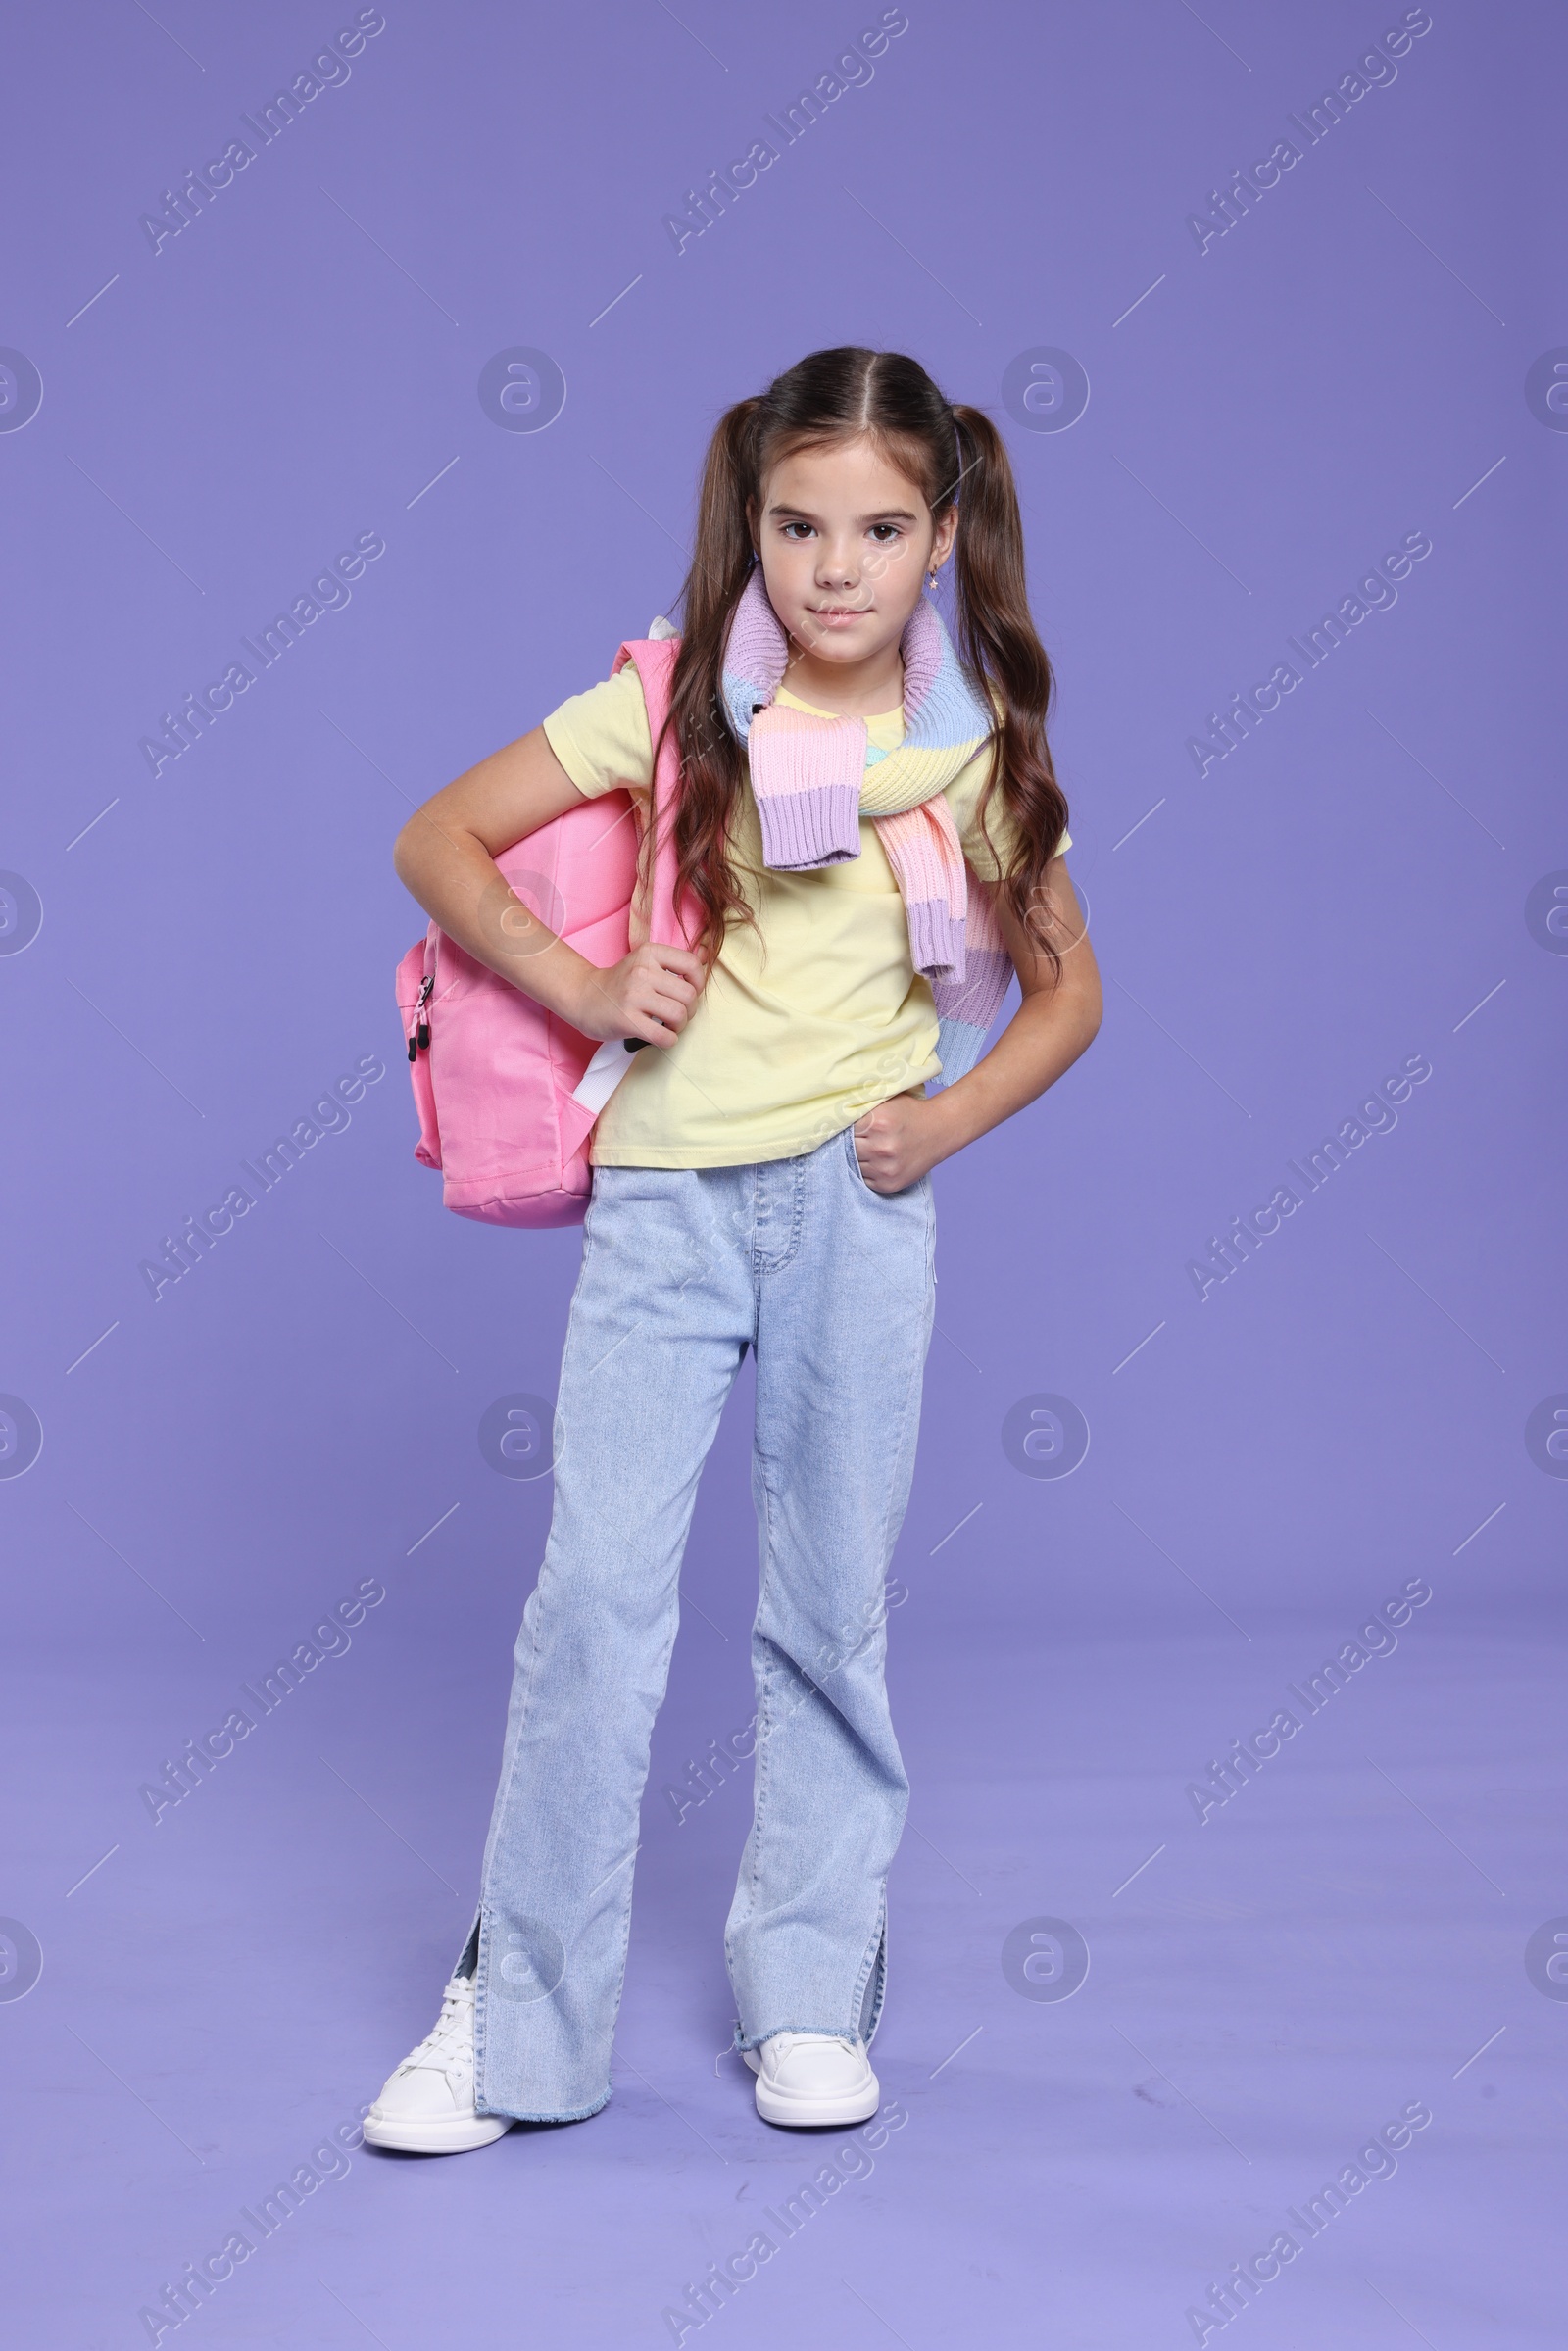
[752,2075,881,2129]
[363,2110,513,2154]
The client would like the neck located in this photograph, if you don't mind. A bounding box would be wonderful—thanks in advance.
[780,634,905,718]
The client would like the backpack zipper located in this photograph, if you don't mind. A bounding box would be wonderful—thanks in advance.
[407,972,433,1061]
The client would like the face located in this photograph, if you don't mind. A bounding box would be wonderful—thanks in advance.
[749,434,957,671]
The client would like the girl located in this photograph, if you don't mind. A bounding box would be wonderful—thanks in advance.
[366,346,1101,2150]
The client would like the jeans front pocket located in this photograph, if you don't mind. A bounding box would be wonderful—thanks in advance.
[844,1117,884,1195]
[843,1113,928,1201]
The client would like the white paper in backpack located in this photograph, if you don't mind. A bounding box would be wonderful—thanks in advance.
[570,621,675,1120]
[570,1038,641,1114]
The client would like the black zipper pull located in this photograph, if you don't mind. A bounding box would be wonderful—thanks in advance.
[410,973,433,1057]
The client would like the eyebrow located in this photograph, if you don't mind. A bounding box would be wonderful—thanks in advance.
[765,502,921,524]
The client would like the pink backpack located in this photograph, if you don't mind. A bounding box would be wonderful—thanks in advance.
[394,633,690,1228]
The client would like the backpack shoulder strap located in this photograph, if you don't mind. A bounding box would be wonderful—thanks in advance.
[612,635,697,951]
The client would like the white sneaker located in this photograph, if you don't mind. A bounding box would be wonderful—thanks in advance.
[743,2032,880,2128]
[364,1973,513,2153]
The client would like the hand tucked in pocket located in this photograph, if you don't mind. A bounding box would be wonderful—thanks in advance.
[851,1091,947,1194]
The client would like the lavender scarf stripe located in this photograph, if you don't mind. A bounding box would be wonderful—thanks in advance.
[934,938,1012,1028]
[903,898,966,983]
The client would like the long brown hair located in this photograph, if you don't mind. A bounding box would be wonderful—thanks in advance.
[659,346,1070,972]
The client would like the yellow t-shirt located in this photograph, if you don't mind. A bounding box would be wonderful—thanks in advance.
[541,666,1070,1168]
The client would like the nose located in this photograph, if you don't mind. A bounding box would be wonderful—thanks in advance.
[815,538,860,591]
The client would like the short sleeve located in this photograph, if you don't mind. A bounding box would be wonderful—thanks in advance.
[945,743,1071,881]
[540,665,654,802]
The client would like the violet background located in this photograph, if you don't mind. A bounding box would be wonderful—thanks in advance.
[2,1,1564,2344]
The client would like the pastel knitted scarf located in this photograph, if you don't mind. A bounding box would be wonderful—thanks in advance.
[720,566,1012,1085]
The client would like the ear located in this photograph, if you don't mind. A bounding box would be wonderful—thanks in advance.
[930,507,958,567]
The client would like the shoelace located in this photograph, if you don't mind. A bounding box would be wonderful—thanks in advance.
[770,2033,858,2061]
[401,1977,474,2076]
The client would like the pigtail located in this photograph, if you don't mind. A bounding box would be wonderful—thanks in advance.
[949,405,1072,972]
[663,398,764,961]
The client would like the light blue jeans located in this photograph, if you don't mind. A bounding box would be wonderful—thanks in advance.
[455,1121,936,2122]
